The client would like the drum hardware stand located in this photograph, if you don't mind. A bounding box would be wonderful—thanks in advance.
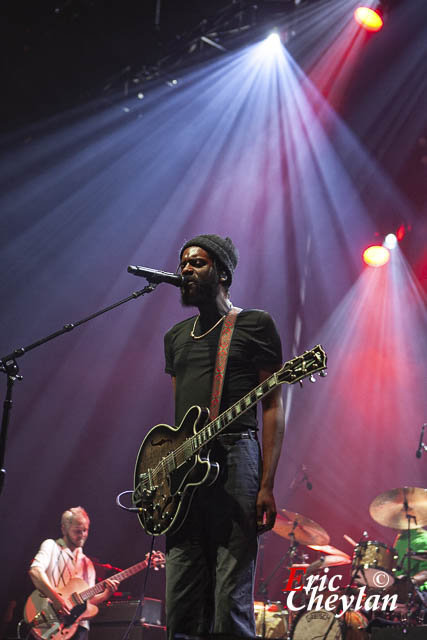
[317,564,364,640]
[257,547,295,638]
[256,538,270,640]
[327,533,371,640]
[256,524,301,639]
[0,282,158,497]
[403,492,417,579]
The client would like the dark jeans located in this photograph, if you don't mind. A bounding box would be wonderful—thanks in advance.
[166,433,261,640]
[75,626,89,640]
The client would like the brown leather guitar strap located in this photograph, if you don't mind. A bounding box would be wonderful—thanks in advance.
[209,307,242,421]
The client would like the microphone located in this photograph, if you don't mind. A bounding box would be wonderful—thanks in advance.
[416,423,425,458]
[127,265,184,287]
[289,464,312,490]
[302,465,313,491]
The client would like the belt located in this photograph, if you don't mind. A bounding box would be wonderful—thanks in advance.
[216,430,257,444]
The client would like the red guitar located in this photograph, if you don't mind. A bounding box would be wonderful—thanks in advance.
[24,550,165,640]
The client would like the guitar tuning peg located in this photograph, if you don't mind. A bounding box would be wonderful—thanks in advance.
[309,375,316,383]
[320,370,327,377]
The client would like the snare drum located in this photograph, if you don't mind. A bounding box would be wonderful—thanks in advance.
[254,601,288,638]
[291,608,368,640]
[352,541,398,588]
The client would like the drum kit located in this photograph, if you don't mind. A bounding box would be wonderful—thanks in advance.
[255,487,427,639]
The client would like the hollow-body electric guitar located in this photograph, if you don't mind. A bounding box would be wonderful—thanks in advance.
[24,550,165,640]
[133,345,327,536]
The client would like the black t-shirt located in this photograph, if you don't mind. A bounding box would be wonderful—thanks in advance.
[164,309,282,432]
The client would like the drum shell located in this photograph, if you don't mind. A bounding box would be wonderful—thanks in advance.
[352,541,398,588]
[291,608,368,640]
[254,601,288,638]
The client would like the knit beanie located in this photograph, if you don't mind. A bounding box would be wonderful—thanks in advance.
[180,234,239,285]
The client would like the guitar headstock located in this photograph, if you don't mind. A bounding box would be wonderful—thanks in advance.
[276,345,327,386]
[148,550,166,570]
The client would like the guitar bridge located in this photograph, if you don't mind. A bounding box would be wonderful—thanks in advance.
[133,471,158,505]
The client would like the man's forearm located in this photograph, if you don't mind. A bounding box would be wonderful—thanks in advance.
[28,567,63,604]
[412,569,427,586]
[260,399,285,489]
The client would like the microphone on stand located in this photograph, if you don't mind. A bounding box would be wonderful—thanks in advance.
[289,464,313,491]
[302,465,313,491]
[416,423,426,458]
[127,265,184,287]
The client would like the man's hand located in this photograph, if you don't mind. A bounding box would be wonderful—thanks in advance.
[51,593,71,616]
[256,486,277,533]
[101,578,120,600]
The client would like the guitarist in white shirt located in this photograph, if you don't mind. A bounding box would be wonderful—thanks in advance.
[28,506,119,639]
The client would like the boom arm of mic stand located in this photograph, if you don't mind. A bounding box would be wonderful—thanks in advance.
[0,283,158,497]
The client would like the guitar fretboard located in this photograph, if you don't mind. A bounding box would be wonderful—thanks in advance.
[138,345,325,491]
[78,559,148,602]
[154,372,279,480]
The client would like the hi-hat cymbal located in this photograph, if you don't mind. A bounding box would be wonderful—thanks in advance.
[307,554,351,575]
[369,487,427,530]
[308,544,351,559]
[273,509,330,545]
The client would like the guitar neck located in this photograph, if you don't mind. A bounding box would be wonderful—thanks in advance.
[164,345,325,474]
[176,372,278,466]
[78,559,147,602]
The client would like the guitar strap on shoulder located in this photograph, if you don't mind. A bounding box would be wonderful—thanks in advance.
[209,307,242,421]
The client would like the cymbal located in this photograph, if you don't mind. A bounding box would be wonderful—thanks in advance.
[307,554,351,574]
[369,487,427,530]
[308,544,351,559]
[320,554,351,567]
[254,602,284,613]
[273,509,330,546]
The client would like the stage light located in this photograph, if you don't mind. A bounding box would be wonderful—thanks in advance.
[265,32,281,46]
[253,30,283,60]
[354,7,384,32]
[261,31,282,53]
[363,245,390,267]
[396,225,406,242]
[384,233,397,250]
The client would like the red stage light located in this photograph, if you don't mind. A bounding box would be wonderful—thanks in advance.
[354,7,384,32]
[396,224,405,242]
[363,245,390,267]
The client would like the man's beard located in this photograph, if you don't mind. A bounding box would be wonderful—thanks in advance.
[181,271,219,307]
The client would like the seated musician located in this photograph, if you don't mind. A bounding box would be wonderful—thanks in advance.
[28,506,119,640]
[393,526,427,595]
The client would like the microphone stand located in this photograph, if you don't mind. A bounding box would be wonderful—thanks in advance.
[0,283,158,496]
